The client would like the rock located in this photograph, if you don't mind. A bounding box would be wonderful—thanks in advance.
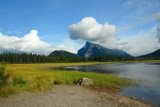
[131,96,136,100]
[78,78,93,86]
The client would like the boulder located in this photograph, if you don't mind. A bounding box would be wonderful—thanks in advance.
[131,96,136,100]
[78,78,93,86]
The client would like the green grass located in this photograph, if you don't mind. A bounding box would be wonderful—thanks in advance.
[0,62,132,97]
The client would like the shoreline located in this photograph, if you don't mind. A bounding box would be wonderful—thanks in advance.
[1,62,159,106]
[5,60,160,65]
[0,85,152,107]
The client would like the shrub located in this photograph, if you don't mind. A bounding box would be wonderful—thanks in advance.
[0,63,9,87]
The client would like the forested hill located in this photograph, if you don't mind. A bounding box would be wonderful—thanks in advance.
[138,49,160,58]
[49,50,79,58]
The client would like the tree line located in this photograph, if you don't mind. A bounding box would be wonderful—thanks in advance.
[0,53,160,63]
[0,53,85,63]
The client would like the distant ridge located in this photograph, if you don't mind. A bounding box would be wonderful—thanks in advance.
[139,49,160,58]
[49,50,79,58]
[77,41,132,58]
[2,50,26,54]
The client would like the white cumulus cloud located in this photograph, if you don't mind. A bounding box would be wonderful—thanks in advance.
[68,17,118,49]
[0,30,53,55]
[0,30,77,55]
[122,27,160,56]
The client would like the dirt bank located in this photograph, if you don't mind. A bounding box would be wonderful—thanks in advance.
[0,85,152,107]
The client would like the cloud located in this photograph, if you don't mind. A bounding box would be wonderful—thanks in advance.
[6,30,22,36]
[117,25,133,33]
[153,12,160,21]
[121,0,160,31]
[153,12,160,42]
[0,30,53,55]
[121,27,160,56]
[156,23,160,42]
[68,17,160,56]
[0,30,77,55]
[68,17,118,49]
[122,0,160,11]
[53,38,82,54]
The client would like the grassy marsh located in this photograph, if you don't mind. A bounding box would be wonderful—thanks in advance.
[0,62,131,97]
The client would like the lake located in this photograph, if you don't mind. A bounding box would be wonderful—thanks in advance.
[65,62,160,107]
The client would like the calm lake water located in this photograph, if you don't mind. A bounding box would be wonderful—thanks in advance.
[65,62,160,107]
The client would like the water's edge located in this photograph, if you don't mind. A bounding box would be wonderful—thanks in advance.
[62,62,160,107]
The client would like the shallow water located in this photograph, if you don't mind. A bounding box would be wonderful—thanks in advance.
[65,62,160,107]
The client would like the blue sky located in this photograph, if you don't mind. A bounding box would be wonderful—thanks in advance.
[0,0,160,56]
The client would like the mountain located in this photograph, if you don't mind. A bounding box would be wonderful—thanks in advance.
[139,49,160,58]
[49,50,79,58]
[2,50,26,54]
[77,41,132,58]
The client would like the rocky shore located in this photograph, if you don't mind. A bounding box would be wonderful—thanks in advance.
[0,85,152,107]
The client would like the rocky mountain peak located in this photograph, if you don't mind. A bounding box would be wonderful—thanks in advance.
[77,41,132,58]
